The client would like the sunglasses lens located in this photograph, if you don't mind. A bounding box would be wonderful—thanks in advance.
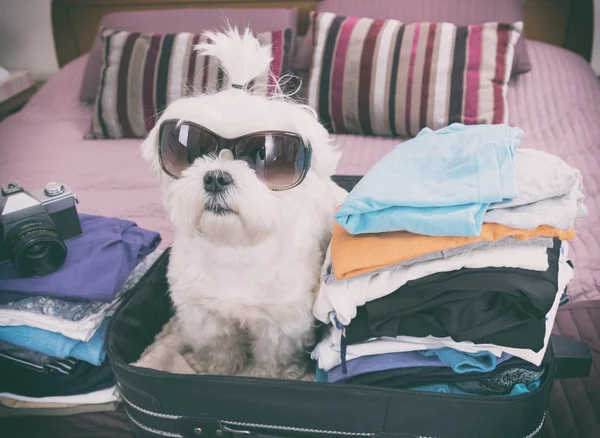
[236,135,308,189]
[159,122,219,178]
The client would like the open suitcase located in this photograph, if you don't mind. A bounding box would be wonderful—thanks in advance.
[106,176,592,438]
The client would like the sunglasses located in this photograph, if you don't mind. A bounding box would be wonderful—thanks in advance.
[158,120,312,191]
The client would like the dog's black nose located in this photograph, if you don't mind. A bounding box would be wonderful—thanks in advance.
[203,170,233,193]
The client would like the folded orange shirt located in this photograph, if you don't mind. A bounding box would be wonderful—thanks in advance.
[331,222,574,280]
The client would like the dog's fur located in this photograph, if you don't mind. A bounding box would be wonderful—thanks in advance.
[141,29,345,379]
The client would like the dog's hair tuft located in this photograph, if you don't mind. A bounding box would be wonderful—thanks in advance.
[195,27,273,89]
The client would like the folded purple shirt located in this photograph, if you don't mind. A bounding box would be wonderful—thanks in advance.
[0,214,161,302]
[328,350,512,383]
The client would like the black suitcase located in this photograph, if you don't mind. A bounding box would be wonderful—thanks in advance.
[106,176,591,438]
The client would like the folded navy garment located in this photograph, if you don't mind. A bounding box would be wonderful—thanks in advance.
[0,340,79,373]
[0,340,62,367]
[0,356,114,397]
[0,214,161,302]
[345,239,560,351]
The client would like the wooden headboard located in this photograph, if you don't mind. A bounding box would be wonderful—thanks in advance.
[52,0,594,68]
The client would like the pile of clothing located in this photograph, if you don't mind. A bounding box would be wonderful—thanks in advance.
[313,124,586,396]
[0,214,160,418]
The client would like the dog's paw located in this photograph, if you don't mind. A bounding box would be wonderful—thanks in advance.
[183,347,248,375]
[301,372,316,382]
[182,350,210,374]
[243,364,273,379]
[278,363,308,381]
[244,362,308,380]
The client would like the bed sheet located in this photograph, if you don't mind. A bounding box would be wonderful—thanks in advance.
[0,40,598,303]
[0,56,171,243]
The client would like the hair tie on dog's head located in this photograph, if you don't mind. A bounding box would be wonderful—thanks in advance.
[231,84,243,90]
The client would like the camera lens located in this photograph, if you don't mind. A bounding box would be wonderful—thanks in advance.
[8,220,67,277]
[26,243,50,259]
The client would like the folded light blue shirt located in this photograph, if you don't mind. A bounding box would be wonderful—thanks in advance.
[335,124,523,237]
[0,318,109,366]
[418,348,499,374]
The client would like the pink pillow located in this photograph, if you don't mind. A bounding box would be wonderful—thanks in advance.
[292,0,530,77]
[89,28,292,139]
[80,8,298,102]
[307,12,523,137]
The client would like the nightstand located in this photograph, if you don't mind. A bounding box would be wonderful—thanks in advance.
[0,83,39,122]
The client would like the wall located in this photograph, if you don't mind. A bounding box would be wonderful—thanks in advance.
[0,0,59,81]
[592,0,600,74]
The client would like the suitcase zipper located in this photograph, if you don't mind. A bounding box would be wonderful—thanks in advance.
[121,392,546,438]
[127,414,182,437]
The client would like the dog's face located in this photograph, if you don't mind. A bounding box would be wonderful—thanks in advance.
[142,89,340,246]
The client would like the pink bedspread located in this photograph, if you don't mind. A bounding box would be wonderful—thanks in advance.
[0,56,171,243]
[1,41,598,302]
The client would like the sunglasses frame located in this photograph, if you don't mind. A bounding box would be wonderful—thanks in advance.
[158,119,313,191]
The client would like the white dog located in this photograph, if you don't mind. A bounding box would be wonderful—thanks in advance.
[140,28,345,379]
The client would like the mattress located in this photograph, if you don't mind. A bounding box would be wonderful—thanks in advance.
[0,40,599,303]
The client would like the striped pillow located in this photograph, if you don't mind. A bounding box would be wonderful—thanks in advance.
[307,12,523,137]
[90,28,292,139]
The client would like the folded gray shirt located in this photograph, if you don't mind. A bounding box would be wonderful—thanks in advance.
[485,148,587,230]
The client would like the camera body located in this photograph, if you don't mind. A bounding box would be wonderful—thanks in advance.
[0,181,83,276]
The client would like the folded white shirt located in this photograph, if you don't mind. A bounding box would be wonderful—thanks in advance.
[0,307,106,341]
[558,241,574,292]
[312,288,562,371]
[0,386,120,405]
[0,284,127,341]
[313,244,550,325]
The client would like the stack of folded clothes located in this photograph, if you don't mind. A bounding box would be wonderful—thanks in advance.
[0,214,160,418]
[313,124,585,396]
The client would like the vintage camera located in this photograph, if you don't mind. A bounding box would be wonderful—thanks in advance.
[0,181,83,277]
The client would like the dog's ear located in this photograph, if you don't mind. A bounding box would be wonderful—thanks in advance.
[298,103,319,121]
[195,27,272,89]
[140,124,163,178]
[289,105,341,179]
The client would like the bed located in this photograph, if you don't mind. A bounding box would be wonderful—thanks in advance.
[0,0,599,436]
[2,34,598,302]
